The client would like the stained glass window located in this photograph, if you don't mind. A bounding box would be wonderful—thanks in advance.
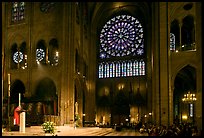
[104,64,107,78]
[106,63,110,78]
[13,51,23,63]
[98,14,145,78]
[99,63,103,78]
[112,63,115,78]
[132,61,136,76]
[12,2,25,23]
[99,60,145,78]
[121,62,127,77]
[141,60,145,75]
[116,62,121,77]
[170,33,175,51]
[36,48,45,62]
[190,103,193,117]
[110,63,113,78]
[127,61,133,76]
[99,15,144,58]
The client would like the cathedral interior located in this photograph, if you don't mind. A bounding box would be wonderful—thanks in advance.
[2,2,203,132]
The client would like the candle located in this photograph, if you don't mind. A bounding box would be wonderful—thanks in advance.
[8,73,10,84]
[75,102,78,114]
[19,93,21,107]
[8,85,10,97]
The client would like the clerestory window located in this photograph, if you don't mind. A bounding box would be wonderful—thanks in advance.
[11,2,25,23]
[98,14,145,78]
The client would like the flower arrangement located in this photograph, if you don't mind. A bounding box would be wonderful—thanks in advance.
[41,121,56,134]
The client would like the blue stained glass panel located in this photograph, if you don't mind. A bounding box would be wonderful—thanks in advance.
[98,14,146,78]
[99,15,144,58]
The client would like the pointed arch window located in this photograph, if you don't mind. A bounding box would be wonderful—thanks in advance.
[99,63,104,78]
[140,60,145,75]
[98,14,145,78]
[170,20,180,52]
[48,38,59,66]
[109,63,113,78]
[12,2,25,23]
[36,40,46,64]
[104,63,110,78]
[127,61,133,76]
[170,33,176,51]
[11,42,27,69]
[121,62,127,77]
[115,61,121,77]
[181,15,195,51]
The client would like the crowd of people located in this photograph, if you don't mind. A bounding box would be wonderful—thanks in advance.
[138,122,201,136]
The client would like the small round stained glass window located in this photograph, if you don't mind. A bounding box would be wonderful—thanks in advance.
[13,51,23,63]
[99,15,144,59]
[36,48,45,61]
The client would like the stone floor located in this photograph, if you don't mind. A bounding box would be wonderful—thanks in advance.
[2,126,148,136]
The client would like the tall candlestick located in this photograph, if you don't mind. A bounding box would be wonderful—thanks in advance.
[19,93,21,107]
[8,73,10,84]
[75,102,78,114]
[8,85,10,97]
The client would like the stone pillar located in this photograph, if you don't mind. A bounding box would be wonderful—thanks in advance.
[159,2,170,126]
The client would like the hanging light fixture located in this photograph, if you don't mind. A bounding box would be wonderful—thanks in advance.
[182,91,197,103]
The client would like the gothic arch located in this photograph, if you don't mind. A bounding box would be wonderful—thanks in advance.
[10,79,26,104]
[35,77,57,101]
[34,77,58,115]
[174,65,196,92]
[48,38,59,66]
[170,19,180,51]
[172,63,197,88]
[172,65,196,123]
[92,2,150,125]
[36,39,46,64]
[181,15,195,50]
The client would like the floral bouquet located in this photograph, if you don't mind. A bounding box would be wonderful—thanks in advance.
[42,121,56,134]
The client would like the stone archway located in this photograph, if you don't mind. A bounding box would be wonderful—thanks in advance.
[173,65,196,124]
[10,79,26,117]
[35,77,58,115]
[10,79,25,104]
[3,79,26,126]
[112,90,130,125]
[27,77,58,125]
